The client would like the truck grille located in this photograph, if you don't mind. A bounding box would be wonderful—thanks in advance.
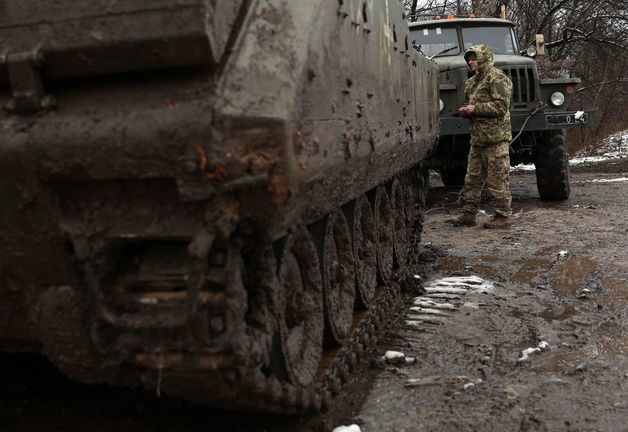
[500,66,537,107]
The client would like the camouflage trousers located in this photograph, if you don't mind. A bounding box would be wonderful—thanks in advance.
[462,141,512,217]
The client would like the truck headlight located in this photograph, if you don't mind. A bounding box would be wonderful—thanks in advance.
[550,92,565,107]
[525,45,537,57]
[439,99,444,112]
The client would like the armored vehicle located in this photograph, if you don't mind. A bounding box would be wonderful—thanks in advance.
[409,16,591,200]
[0,0,438,413]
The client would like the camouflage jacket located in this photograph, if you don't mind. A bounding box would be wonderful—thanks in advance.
[464,44,513,146]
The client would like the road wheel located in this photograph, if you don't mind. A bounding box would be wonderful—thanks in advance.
[351,196,377,309]
[533,129,570,200]
[390,179,408,268]
[310,211,356,346]
[373,186,394,284]
[277,226,324,387]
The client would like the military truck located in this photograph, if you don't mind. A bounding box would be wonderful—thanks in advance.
[0,0,438,413]
[409,15,591,200]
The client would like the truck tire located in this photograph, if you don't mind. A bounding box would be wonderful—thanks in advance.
[439,165,467,187]
[533,129,570,201]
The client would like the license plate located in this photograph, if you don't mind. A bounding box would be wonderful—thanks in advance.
[546,112,588,126]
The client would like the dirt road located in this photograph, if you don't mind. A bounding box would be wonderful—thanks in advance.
[354,159,628,432]
[2,160,627,432]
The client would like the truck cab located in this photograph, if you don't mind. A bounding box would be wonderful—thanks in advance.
[409,16,591,200]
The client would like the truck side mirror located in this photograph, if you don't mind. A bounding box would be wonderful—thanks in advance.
[535,34,546,56]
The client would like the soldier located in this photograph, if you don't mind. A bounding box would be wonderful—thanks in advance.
[449,44,514,229]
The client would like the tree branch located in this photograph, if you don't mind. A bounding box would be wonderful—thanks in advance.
[535,0,573,35]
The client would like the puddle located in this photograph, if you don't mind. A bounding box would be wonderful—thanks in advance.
[595,321,628,357]
[596,278,628,306]
[510,304,577,321]
[470,264,505,279]
[435,256,465,271]
[496,320,628,374]
[551,256,598,297]
[436,256,507,279]
[534,246,562,257]
[493,338,537,374]
[538,304,577,321]
[510,309,525,319]
[511,269,540,284]
[511,258,553,284]
[511,258,553,269]
[583,242,603,252]
[477,255,507,263]
[609,259,628,271]
[528,346,600,373]
[494,339,598,374]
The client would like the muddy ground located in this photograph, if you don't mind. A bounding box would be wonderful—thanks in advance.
[356,158,628,432]
[1,159,627,432]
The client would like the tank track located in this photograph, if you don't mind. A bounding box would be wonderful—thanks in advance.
[239,280,407,414]
[127,164,430,413]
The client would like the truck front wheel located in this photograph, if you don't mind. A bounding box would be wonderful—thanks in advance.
[533,129,570,201]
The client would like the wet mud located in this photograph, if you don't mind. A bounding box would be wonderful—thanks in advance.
[357,162,628,432]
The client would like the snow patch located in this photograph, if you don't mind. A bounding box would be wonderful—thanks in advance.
[575,177,628,184]
[424,275,494,294]
[333,425,361,432]
[511,163,536,172]
[519,347,541,361]
[384,351,405,361]
[405,375,482,389]
[409,306,451,316]
[538,341,550,350]
[382,351,414,366]
[424,286,468,294]
[571,129,628,164]
[512,129,628,173]
[424,292,461,300]
[412,298,457,310]
[518,341,550,362]
[406,276,493,327]
[139,297,159,305]
[406,316,446,325]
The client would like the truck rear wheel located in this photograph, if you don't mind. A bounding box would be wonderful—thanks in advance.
[533,129,570,201]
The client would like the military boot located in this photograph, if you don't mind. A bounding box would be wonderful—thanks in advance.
[447,212,476,227]
[483,214,512,229]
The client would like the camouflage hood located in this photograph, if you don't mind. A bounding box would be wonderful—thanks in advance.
[464,44,493,75]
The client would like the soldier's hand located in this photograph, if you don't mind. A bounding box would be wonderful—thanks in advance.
[464,104,476,115]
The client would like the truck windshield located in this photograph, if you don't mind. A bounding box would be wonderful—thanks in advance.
[410,27,460,57]
[461,26,517,54]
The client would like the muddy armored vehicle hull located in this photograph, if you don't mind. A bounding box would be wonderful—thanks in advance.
[0,0,438,412]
